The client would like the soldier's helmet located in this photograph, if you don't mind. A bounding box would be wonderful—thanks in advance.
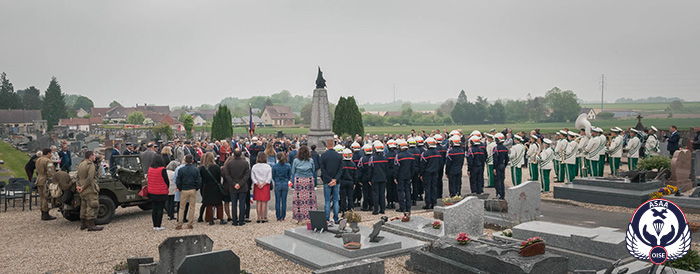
[470,130,482,138]
[449,130,460,137]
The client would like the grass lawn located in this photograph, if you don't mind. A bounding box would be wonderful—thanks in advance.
[232,118,700,136]
[0,141,30,179]
[581,102,700,111]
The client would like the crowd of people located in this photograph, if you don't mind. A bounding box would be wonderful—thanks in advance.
[27,125,700,230]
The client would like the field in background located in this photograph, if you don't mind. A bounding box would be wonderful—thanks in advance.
[581,102,700,112]
[231,118,699,137]
[0,141,30,179]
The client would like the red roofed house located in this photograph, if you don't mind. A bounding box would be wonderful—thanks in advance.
[261,106,295,127]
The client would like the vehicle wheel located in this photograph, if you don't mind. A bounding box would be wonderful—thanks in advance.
[137,203,153,211]
[95,195,116,225]
[62,208,81,221]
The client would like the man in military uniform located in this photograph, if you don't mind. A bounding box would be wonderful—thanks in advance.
[645,126,660,157]
[577,129,590,177]
[76,151,103,231]
[35,148,57,221]
[123,142,139,155]
[435,134,447,198]
[384,140,398,209]
[595,128,608,176]
[407,138,422,205]
[394,139,415,215]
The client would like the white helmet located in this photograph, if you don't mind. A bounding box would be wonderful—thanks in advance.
[397,139,408,150]
[434,134,444,142]
[251,136,258,142]
[387,139,397,149]
[494,133,505,143]
[425,137,437,148]
[415,136,424,146]
[449,135,462,147]
[470,130,482,137]
[351,141,361,152]
[373,141,385,152]
[449,130,460,137]
[470,135,481,144]
[342,149,353,160]
[334,144,344,152]
[407,137,417,147]
[362,144,373,154]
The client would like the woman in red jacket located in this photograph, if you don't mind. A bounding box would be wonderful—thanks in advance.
[147,157,170,231]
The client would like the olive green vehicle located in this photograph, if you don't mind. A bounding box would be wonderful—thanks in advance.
[60,155,151,225]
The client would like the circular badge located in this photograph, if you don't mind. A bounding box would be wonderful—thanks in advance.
[649,246,668,265]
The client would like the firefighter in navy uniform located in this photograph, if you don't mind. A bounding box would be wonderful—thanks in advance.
[467,135,486,195]
[492,133,510,199]
[407,138,422,205]
[367,141,389,215]
[394,139,416,216]
[420,137,441,209]
[358,144,374,211]
[414,136,426,202]
[444,135,465,197]
[351,141,363,207]
[434,134,446,199]
[384,139,399,209]
[339,149,358,215]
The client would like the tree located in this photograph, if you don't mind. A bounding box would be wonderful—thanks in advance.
[345,96,364,136]
[545,87,581,122]
[0,72,21,109]
[41,77,68,130]
[109,100,121,108]
[18,86,42,110]
[457,90,468,104]
[264,98,274,107]
[667,100,685,111]
[436,99,455,117]
[526,95,547,122]
[488,100,506,123]
[300,102,312,124]
[73,96,94,114]
[332,97,347,136]
[211,105,233,141]
[182,115,194,138]
[505,100,528,123]
[152,122,173,140]
[127,111,146,124]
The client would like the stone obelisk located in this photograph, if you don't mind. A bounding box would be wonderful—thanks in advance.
[307,67,334,151]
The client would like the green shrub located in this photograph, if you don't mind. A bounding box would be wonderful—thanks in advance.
[637,155,671,171]
[669,250,700,271]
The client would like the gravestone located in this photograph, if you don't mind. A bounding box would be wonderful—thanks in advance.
[368,221,384,243]
[503,181,541,223]
[87,141,100,152]
[36,136,54,150]
[307,85,335,151]
[70,141,83,153]
[176,250,240,274]
[310,210,327,232]
[76,133,86,141]
[156,235,214,274]
[342,233,360,244]
[668,150,694,191]
[442,196,483,237]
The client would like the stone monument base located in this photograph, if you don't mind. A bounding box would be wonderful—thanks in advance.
[307,130,334,152]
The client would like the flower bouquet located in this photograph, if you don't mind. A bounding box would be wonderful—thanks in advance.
[432,221,441,229]
[442,197,453,206]
[502,229,513,237]
[519,236,545,256]
[456,233,470,245]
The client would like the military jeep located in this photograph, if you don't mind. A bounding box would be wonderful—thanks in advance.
[61,155,151,225]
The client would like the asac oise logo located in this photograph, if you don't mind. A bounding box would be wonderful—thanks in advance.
[626,199,691,265]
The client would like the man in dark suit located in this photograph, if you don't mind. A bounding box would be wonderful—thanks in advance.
[664,125,680,157]
[320,140,343,224]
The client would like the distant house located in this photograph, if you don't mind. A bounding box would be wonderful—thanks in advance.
[145,113,176,126]
[192,115,206,126]
[261,106,295,127]
[76,108,89,118]
[0,109,45,134]
[580,108,596,120]
[92,104,172,123]
[383,111,403,117]
[58,117,103,131]
[241,115,265,126]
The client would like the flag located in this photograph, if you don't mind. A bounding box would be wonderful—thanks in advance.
[249,103,255,136]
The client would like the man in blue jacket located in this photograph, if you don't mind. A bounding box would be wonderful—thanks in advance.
[492,133,510,199]
[394,139,416,216]
[467,136,486,195]
[358,144,374,211]
[58,145,72,172]
[368,141,389,215]
[176,155,202,230]
[444,135,465,197]
[320,140,343,224]
[420,137,441,209]
[664,125,680,157]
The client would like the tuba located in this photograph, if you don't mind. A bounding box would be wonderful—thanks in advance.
[575,113,592,138]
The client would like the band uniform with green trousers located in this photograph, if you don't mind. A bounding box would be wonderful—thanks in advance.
[563,132,579,183]
[537,139,555,192]
[508,136,525,186]
[76,151,103,231]
[625,129,642,171]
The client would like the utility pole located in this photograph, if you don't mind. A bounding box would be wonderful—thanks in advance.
[393,83,396,103]
[601,74,605,112]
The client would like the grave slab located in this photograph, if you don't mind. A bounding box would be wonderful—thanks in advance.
[284,226,401,258]
[553,182,659,208]
[312,258,385,274]
[176,250,240,274]
[382,215,444,241]
[156,235,214,274]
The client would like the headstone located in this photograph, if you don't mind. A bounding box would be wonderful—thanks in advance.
[176,250,240,274]
[36,136,54,150]
[312,258,385,274]
[156,235,214,274]
[503,181,541,223]
[127,257,154,273]
[668,150,694,191]
[442,196,483,237]
[87,141,100,152]
[368,221,384,243]
[307,87,334,151]
[342,233,361,244]
[76,133,86,141]
[70,141,83,153]
[310,210,327,232]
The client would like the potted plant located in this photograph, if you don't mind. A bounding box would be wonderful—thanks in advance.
[456,233,470,245]
[451,195,463,203]
[432,221,441,229]
[345,211,362,232]
[442,197,453,206]
[519,237,545,256]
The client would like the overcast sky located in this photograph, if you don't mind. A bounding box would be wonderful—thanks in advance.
[1,1,699,107]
